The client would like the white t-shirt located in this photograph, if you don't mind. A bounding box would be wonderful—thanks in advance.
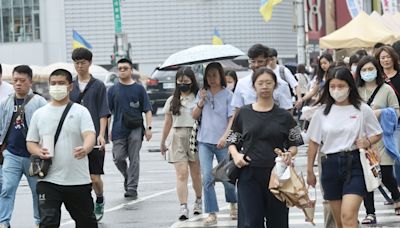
[78,81,88,92]
[231,73,293,110]
[0,80,14,102]
[271,65,298,89]
[163,94,196,127]
[27,103,95,185]
[307,103,382,154]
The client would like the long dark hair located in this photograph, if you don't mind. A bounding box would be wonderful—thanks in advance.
[203,62,226,89]
[356,56,384,87]
[316,66,362,115]
[225,70,238,91]
[170,67,199,115]
[317,53,333,83]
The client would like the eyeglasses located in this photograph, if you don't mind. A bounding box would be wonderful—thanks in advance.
[248,59,268,65]
[118,67,131,72]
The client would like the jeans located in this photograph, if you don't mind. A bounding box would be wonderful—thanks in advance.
[0,164,2,192]
[393,126,400,186]
[198,142,237,213]
[0,150,39,226]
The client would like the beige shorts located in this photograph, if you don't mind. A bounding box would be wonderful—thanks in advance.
[168,127,198,163]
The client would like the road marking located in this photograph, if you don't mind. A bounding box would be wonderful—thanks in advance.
[60,188,177,226]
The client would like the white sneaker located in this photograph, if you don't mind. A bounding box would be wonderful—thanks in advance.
[178,204,189,220]
[193,198,202,215]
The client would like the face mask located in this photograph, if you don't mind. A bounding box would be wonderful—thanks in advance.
[329,88,349,103]
[360,70,377,82]
[351,65,357,73]
[226,83,235,91]
[49,85,68,101]
[178,83,191,92]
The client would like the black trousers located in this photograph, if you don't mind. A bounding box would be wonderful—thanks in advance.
[363,165,400,214]
[237,166,289,228]
[36,181,98,228]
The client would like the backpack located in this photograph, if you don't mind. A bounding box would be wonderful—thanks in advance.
[279,65,295,97]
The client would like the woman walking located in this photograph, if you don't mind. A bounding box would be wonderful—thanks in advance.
[228,67,298,228]
[192,62,237,226]
[307,66,382,228]
[160,67,202,220]
[356,56,400,223]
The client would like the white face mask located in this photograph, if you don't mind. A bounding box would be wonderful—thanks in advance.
[329,88,349,103]
[49,85,68,101]
[226,83,235,91]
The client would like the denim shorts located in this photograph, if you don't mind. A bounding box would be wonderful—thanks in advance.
[320,150,367,200]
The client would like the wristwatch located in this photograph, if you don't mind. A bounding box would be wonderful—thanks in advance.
[147,126,152,130]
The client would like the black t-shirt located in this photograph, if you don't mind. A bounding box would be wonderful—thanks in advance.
[228,104,297,168]
[385,72,400,104]
[7,99,30,157]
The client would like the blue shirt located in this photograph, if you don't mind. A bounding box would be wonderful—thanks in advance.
[107,82,152,140]
[7,99,30,157]
[196,88,234,144]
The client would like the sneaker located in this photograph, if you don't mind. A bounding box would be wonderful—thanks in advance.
[230,203,238,220]
[203,213,217,226]
[124,190,138,199]
[178,204,189,220]
[193,198,202,215]
[94,200,105,221]
[361,214,377,224]
[0,224,10,228]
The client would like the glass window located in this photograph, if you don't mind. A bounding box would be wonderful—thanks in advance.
[0,0,40,43]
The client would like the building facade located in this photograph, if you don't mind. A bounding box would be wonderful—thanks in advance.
[0,0,298,74]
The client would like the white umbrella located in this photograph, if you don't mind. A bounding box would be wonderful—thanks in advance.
[159,44,245,69]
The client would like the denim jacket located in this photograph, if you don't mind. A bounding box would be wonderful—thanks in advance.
[0,90,47,145]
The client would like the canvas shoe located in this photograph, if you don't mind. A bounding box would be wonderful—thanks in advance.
[230,203,238,220]
[203,213,217,226]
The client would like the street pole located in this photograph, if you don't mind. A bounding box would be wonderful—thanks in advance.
[112,0,131,64]
[294,0,306,65]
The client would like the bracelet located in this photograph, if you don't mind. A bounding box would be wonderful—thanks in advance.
[197,103,203,109]
[366,138,372,147]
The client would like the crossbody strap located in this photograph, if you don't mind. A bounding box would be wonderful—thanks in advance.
[3,94,35,142]
[77,77,96,104]
[54,102,73,147]
[367,85,382,106]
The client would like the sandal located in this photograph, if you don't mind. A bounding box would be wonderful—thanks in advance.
[395,201,400,215]
[361,214,377,224]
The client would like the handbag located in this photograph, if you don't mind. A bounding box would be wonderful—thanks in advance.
[212,144,253,185]
[189,117,201,154]
[29,102,73,178]
[360,147,382,192]
[359,85,383,192]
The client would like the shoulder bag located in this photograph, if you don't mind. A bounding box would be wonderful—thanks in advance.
[114,83,144,129]
[29,102,73,178]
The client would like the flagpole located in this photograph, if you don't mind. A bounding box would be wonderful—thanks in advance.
[294,0,306,64]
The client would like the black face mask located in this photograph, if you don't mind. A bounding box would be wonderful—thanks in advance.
[178,83,191,92]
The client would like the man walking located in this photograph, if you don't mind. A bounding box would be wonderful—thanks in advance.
[232,44,293,111]
[107,58,152,199]
[70,48,110,221]
[0,65,47,228]
[27,69,97,228]
[0,63,14,192]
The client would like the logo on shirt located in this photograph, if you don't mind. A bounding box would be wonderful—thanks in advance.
[13,104,25,129]
[350,115,357,119]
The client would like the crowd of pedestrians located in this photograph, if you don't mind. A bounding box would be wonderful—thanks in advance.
[1,41,400,228]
